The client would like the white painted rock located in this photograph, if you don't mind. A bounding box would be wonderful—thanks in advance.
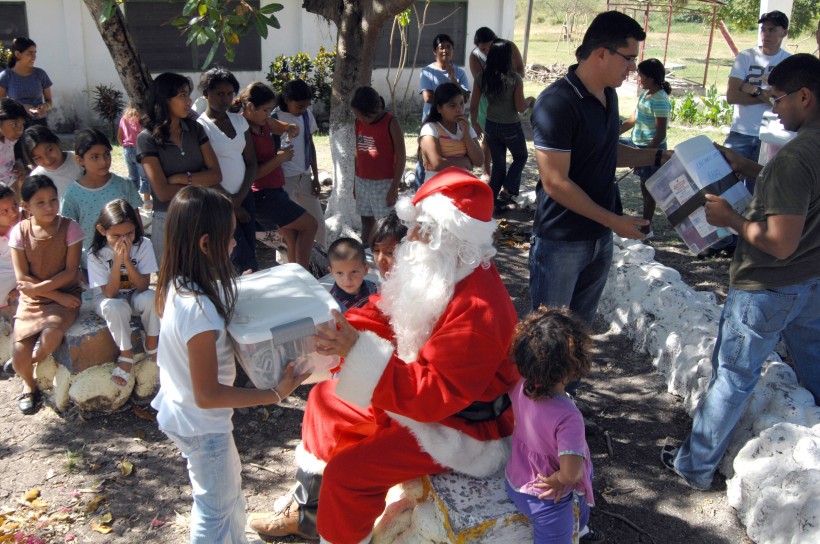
[727,423,820,544]
[133,356,159,401]
[68,363,134,412]
[34,356,57,392]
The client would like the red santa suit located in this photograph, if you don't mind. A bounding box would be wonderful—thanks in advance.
[299,169,520,544]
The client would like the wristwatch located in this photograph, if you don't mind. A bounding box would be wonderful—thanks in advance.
[752,87,762,97]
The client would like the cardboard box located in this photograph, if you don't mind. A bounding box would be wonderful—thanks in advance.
[645,135,752,254]
[228,264,341,389]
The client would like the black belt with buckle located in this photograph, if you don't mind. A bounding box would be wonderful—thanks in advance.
[453,393,511,423]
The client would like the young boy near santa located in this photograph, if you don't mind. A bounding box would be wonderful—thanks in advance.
[327,237,377,314]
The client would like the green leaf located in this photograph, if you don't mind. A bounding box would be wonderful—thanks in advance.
[182,0,199,16]
[202,42,219,70]
[259,3,285,15]
[266,15,281,30]
[253,15,267,39]
[201,26,218,42]
[198,4,208,17]
[170,17,189,27]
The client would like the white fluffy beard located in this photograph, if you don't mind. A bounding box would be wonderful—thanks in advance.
[378,239,458,362]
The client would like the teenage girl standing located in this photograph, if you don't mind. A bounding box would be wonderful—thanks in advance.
[197,67,258,273]
[470,39,533,212]
[137,72,222,263]
[152,186,307,543]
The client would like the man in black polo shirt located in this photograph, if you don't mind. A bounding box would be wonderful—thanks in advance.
[530,11,667,329]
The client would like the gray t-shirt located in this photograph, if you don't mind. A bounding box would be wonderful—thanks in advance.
[476,72,522,125]
[136,118,209,213]
[730,125,820,289]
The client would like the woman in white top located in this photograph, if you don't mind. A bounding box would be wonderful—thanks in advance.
[197,67,258,273]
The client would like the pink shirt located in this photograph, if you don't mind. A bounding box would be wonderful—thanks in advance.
[8,216,84,250]
[505,378,594,504]
[118,116,142,148]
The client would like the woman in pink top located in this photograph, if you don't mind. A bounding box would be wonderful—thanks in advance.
[505,307,604,543]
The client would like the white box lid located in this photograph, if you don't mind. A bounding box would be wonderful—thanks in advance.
[228,264,341,345]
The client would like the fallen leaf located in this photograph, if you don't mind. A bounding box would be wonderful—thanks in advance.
[259,407,269,422]
[64,534,76,542]
[100,512,113,524]
[23,489,40,502]
[132,405,156,421]
[45,469,55,481]
[85,496,105,512]
[29,498,48,510]
[133,430,146,441]
[91,522,112,534]
[150,517,164,528]
[119,460,134,477]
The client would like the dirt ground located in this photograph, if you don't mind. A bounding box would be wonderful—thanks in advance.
[0,173,753,543]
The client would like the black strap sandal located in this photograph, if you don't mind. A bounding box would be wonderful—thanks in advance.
[17,390,39,415]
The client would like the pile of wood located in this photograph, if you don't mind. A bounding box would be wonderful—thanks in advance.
[525,63,569,85]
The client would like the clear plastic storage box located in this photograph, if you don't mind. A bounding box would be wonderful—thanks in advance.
[228,264,341,389]
[645,135,752,254]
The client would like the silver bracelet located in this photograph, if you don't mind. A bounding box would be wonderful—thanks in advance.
[271,387,282,404]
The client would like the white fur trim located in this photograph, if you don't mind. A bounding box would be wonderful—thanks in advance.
[387,411,511,478]
[295,442,327,475]
[416,193,496,248]
[335,331,395,408]
[395,196,418,222]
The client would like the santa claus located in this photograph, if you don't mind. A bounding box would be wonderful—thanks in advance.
[250,167,519,543]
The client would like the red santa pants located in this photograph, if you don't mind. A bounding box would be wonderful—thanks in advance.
[316,417,447,543]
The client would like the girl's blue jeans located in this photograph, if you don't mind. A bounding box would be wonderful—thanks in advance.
[506,480,590,544]
[164,431,248,544]
[122,145,149,194]
[674,277,820,489]
[484,119,528,198]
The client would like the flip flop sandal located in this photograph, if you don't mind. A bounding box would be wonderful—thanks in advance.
[580,527,606,543]
[112,356,135,387]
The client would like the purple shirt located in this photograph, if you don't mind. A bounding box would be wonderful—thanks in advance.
[505,378,594,505]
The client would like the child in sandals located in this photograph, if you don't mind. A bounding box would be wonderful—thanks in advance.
[87,199,159,386]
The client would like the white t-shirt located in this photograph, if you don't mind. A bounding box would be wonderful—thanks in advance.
[87,238,157,299]
[31,151,84,199]
[0,137,16,188]
[275,108,318,178]
[418,121,478,177]
[151,282,237,437]
[197,112,249,194]
[729,47,791,137]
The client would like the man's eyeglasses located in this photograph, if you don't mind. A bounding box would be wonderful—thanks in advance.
[609,49,638,65]
[768,91,794,108]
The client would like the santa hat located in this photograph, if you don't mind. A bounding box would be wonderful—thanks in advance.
[396,167,496,248]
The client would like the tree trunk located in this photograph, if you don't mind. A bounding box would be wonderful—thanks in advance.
[304,0,414,241]
[82,0,153,110]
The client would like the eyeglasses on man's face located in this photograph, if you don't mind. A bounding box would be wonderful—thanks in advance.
[609,49,638,65]
[769,91,794,108]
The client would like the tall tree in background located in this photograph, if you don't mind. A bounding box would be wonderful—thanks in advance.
[302,0,415,238]
[720,0,819,36]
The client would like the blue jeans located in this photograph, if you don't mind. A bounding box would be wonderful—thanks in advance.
[485,120,528,198]
[506,481,590,544]
[674,277,820,488]
[122,146,149,195]
[528,233,614,325]
[164,431,248,544]
[231,192,258,273]
[723,131,760,193]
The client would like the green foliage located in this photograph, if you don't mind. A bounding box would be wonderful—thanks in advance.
[0,42,11,70]
[92,84,125,138]
[266,47,337,111]
[699,85,733,127]
[669,87,732,128]
[719,0,819,36]
[99,0,284,69]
